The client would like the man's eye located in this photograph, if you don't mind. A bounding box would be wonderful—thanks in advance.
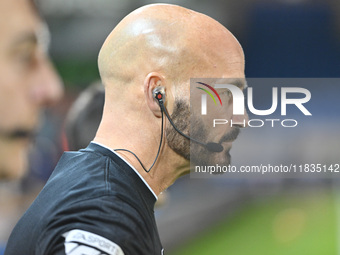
[12,44,37,66]
[19,52,32,62]
[15,50,36,68]
[220,90,232,97]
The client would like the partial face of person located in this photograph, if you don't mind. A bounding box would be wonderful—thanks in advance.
[191,78,248,167]
[166,43,248,169]
[166,87,247,168]
[0,0,63,179]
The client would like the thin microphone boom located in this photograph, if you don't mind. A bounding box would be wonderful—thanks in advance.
[158,101,205,146]
[157,100,223,153]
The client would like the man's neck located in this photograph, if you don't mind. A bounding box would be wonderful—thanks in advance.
[93,135,189,196]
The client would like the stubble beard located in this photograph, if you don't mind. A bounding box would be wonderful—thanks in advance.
[165,99,240,168]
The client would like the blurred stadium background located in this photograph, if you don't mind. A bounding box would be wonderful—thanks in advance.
[1,0,340,254]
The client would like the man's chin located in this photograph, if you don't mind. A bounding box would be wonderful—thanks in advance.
[190,144,232,168]
[213,143,232,164]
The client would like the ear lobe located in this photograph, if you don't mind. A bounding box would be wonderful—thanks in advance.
[144,72,165,118]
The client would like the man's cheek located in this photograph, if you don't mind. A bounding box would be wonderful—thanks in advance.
[0,140,28,179]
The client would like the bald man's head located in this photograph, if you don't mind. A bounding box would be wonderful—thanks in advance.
[98,4,244,90]
[95,4,247,173]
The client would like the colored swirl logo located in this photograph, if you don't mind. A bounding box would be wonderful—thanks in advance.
[196,82,222,106]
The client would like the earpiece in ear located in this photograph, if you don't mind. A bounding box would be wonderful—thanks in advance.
[153,86,166,103]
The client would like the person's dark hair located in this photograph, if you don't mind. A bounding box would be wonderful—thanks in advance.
[64,82,105,151]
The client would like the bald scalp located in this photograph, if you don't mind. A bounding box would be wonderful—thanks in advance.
[98,4,243,90]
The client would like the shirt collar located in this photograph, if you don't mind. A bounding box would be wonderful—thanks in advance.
[90,141,158,200]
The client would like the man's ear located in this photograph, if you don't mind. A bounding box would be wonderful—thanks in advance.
[144,72,166,118]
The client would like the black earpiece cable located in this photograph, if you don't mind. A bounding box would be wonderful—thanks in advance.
[114,106,164,173]
[114,87,223,173]
[158,97,223,153]
[158,100,206,147]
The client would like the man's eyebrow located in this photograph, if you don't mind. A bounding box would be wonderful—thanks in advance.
[231,78,247,89]
[216,78,248,89]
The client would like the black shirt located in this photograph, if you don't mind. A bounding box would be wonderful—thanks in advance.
[5,143,163,255]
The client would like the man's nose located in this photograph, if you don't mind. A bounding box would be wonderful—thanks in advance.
[231,109,249,128]
[32,56,64,107]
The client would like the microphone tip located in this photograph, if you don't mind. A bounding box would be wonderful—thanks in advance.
[205,142,224,153]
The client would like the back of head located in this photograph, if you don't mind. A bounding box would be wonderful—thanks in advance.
[65,82,104,151]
